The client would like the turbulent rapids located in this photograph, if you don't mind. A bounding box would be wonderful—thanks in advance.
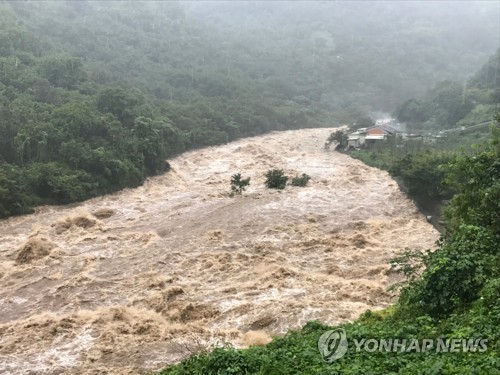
[0,128,439,374]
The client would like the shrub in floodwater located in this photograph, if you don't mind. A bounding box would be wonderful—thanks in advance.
[291,173,311,187]
[264,169,288,189]
[230,173,251,196]
[327,129,348,148]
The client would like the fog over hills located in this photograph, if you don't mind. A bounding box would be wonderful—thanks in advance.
[0,2,499,373]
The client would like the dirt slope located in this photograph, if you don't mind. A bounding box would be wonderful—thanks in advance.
[0,128,439,374]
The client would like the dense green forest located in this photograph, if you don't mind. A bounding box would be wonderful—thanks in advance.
[0,1,326,217]
[0,1,498,217]
[395,49,500,131]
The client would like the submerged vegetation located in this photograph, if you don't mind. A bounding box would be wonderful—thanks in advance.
[229,173,251,196]
[264,169,288,190]
[291,173,311,187]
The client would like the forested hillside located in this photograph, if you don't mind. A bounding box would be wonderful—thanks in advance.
[185,1,499,112]
[0,1,327,217]
[395,49,500,130]
[0,1,498,218]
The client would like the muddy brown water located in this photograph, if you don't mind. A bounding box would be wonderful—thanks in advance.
[0,128,439,374]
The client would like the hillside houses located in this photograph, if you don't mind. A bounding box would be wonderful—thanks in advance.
[347,125,398,148]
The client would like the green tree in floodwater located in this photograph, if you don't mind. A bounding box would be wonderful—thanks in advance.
[230,173,250,196]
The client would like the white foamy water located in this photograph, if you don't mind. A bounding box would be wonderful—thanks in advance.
[0,128,438,374]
